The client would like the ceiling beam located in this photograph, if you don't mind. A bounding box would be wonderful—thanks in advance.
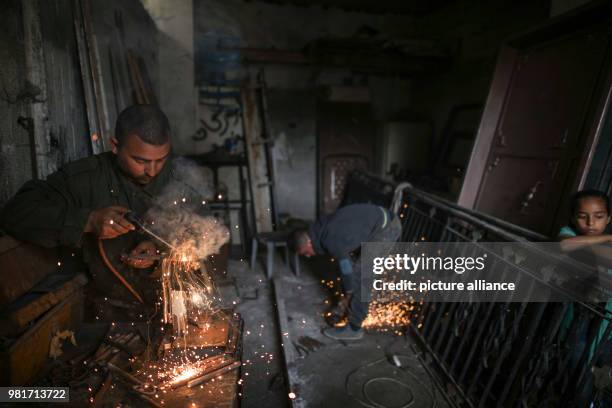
[226,47,450,77]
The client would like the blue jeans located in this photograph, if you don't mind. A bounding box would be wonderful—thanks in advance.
[345,216,402,328]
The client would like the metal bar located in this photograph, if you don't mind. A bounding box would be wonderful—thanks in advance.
[107,362,144,385]
[475,278,538,406]
[423,301,445,341]
[404,209,422,241]
[400,210,417,241]
[443,302,476,366]
[272,277,305,408]
[409,323,476,408]
[81,0,110,149]
[73,0,102,154]
[458,301,504,385]
[187,360,241,388]
[574,313,612,394]
[427,239,463,345]
[421,216,440,242]
[449,259,509,374]
[432,239,471,353]
[405,187,547,241]
[409,211,427,242]
[497,301,548,404]
[502,301,569,404]
[441,243,483,362]
[427,299,451,345]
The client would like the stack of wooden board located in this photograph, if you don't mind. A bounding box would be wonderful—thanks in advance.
[0,236,87,385]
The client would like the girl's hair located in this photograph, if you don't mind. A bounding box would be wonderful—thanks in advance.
[570,189,610,215]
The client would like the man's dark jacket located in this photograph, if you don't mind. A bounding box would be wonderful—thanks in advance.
[308,203,389,259]
[0,152,173,321]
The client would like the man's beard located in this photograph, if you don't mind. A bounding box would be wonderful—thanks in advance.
[117,162,152,185]
[135,175,152,185]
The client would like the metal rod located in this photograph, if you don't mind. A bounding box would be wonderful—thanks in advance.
[168,356,228,389]
[187,361,241,388]
[124,212,177,250]
[106,362,144,386]
[138,224,176,251]
[475,279,538,406]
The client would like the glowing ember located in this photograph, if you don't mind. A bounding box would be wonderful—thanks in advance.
[168,365,201,385]
[320,277,416,333]
[362,301,414,331]
[160,244,215,337]
[131,210,231,393]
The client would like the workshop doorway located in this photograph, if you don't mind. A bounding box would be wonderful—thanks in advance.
[316,101,377,216]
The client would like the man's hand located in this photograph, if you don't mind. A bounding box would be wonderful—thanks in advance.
[123,240,158,269]
[85,206,135,239]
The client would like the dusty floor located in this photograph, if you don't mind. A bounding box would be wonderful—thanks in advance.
[227,258,289,408]
[230,253,454,408]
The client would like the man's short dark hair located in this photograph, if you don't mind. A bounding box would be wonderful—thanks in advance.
[291,229,311,252]
[115,104,170,145]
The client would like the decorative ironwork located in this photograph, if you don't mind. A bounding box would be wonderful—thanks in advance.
[347,169,611,407]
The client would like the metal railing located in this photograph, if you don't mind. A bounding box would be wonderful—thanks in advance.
[346,170,612,407]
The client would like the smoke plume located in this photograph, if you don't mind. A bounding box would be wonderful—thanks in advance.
[146,158,230,259]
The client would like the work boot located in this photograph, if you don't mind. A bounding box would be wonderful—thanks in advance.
[323,325,364,341]
[324,293,351,327]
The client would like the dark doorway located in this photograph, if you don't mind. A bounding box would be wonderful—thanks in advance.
[316,102,377,215]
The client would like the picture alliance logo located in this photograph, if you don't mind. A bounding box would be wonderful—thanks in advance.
[372,253,487,275]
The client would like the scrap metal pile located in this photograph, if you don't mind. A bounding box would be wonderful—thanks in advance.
[44,310,242,407]
[42,212,242,406]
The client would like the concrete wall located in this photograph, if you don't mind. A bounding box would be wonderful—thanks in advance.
[266,90,317,221]
[141,0,197,155]
[192,0,416,220]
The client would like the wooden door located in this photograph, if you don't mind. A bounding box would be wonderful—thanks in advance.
[317,102,376,215]
[473,26,610,233]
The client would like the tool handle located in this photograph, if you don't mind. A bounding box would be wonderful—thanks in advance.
[124,211,144,230]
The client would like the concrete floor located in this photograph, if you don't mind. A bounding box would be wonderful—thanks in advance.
[227,258,289,408]
[228,254,453,408]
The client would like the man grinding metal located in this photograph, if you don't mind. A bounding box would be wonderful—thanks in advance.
[0,105,174,322]
[293,203,402,341]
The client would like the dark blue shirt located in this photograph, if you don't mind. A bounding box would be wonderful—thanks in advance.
[308,203,388,259]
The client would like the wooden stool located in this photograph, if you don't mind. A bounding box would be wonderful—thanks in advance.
[250,231,300,279]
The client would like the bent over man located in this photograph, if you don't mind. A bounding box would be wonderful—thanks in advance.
[293,203,401,341]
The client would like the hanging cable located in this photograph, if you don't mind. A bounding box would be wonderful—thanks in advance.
[98,238,144,304]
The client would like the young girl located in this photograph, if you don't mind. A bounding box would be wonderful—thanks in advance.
[559,189,612,248]
[558,189,612,406]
